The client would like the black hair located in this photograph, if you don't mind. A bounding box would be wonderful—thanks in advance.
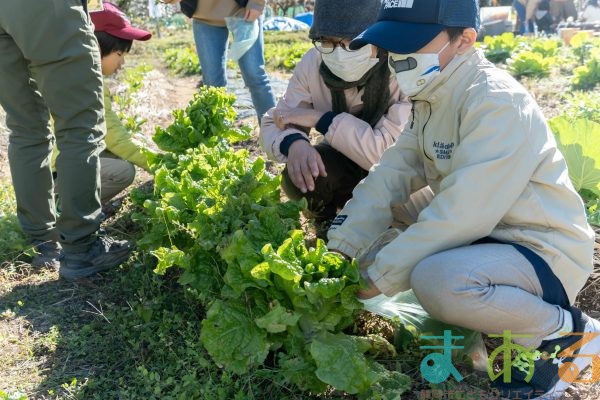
[94,31,133,58]
[444,27,468,43]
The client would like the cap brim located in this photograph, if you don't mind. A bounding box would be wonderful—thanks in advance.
[349,21,444,54]
[108,27,152,41]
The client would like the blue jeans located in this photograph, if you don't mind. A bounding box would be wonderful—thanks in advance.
[192,18,275,123]
[513,0,527,34]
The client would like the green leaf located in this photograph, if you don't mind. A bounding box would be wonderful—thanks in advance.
[507,50,551,78]
[550,117,600,195]
[304,278,345,300]
[310,332,383,394]
[320,252,346,275]
[200,300,270,374]
[249,262,273,286]
[340,285,363,310]
[151,246,189,275]
[280,355,329,393]
[358,364,412,400]
[262,243,303,282]
[221,230,262,274]
[255,301,301,333]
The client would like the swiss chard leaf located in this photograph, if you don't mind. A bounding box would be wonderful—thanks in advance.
[200,299,270,374]
[255,301,301,333]
[310,332,383,394]
[550,117,600,195]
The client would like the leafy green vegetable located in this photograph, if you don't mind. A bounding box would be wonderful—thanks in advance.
[134,87,411,395]
[573,56,600,91]
[481,33,523,63]
[264,42,312,71]
[153,87,250,153]
[569,33,600,64]
[310,332,382,394]
[561,91,600,123]
[507,50,551,78]
[549,117,600,195]
[200,299,271,374]
[255,301,301,333]
[529,37,561,58]
[164,47,201,76]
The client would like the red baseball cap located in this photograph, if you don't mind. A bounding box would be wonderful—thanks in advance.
[91,2,152,41]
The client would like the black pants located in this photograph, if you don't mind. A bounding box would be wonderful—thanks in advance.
[281,143,368,222]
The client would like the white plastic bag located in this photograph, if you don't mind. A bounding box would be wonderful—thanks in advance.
[357,229,489,372]
[224,15,259,61]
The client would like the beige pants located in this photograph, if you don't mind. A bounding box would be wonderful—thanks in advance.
[100,156,135,204]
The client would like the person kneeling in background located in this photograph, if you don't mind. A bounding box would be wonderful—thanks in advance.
[53,2,157,205]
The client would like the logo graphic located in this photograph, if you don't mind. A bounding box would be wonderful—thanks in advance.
[383,0,415,9]
[419,330,464,384]
[488,331,537,383]
[555,332,600,384]
[418,329,600,389]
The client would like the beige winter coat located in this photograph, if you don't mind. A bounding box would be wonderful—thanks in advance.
[260,48,411,171]
[328,48,594,304]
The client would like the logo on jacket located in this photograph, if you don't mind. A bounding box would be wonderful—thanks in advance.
[433,141,454,160]
[383,0,414,9]
[331,215,347,226]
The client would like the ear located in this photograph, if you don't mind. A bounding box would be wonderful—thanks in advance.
[456,28,477,54]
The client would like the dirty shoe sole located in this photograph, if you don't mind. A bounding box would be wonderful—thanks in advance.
[31,256,63,269]
[59,247,132,281]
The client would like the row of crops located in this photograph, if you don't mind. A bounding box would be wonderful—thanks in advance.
[135,31,600,397]
[481,32,600,89]
[129,87,411,398]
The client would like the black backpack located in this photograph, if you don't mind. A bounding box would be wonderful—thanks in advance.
[180,0,249,18]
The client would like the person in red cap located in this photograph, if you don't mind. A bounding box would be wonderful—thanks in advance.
[53,2,156,205]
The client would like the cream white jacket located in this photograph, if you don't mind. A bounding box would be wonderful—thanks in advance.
[328,48,594,303]
[259,48,411,171]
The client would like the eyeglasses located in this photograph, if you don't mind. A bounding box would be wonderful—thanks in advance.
[388,55,418,73]
[312,38,355,54]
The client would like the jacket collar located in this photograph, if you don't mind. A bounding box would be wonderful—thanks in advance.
[410,47,484,104]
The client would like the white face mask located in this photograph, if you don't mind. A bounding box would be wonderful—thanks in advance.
[388,42,450,97]
[321,44,379,82]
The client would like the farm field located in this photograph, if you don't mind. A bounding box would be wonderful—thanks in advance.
[1,21,600,400]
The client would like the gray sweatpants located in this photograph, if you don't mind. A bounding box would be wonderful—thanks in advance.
[410,243,564,349]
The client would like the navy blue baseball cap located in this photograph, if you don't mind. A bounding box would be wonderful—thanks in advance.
[350,0,480,53]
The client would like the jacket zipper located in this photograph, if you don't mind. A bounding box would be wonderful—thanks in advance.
[413,100,434,161]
